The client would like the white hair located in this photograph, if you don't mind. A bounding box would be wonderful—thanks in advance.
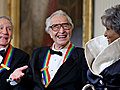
[45,10,74,33]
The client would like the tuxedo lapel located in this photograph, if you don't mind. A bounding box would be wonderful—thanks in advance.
[49,49,78,86]
[38,47,50,71]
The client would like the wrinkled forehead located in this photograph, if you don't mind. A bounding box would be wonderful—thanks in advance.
[50,14,69,25]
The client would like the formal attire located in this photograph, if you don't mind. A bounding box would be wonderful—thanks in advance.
[20,42,88,90]
[0,44,29,90]
[82,35,120,90]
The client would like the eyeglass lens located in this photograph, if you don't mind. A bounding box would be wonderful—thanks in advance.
[50,23,72,31]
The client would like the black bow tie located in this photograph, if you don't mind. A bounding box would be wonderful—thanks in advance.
[0,50,5,57]
[50,49,62,56]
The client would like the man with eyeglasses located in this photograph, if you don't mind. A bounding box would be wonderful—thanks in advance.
[10,10,88,90]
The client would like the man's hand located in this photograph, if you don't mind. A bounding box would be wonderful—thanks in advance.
[10,65,28,81]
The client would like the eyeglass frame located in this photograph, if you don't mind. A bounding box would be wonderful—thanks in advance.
[49,23,72,32]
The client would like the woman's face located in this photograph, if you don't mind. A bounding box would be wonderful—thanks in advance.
[104,28,120,44]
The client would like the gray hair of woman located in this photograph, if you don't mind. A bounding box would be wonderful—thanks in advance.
[45,10,74,34]
[101,4,120,35]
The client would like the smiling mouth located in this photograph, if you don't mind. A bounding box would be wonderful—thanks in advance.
[0,36,8,40]
[107,38,110,40]
[57,35,67,39]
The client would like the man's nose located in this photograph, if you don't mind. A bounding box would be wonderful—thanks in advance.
[59,26,65,33]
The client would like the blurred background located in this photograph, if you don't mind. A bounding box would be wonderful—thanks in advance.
[0,0,119,55]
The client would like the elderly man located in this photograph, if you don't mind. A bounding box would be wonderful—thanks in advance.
[10,10,88,90]
[0,16,29,90]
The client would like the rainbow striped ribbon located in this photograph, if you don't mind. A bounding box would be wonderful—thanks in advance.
[0,45,14,73]
[63,43,75,63]
[41,43,75,88]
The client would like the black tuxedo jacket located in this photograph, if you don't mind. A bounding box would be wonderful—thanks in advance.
[0,45,29,90]
[21,46,88,90]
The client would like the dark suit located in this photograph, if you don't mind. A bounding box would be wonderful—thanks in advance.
[20,46,88,90]
[0,45,29,90]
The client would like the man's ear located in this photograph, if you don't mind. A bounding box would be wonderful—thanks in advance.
[48,30,53,38]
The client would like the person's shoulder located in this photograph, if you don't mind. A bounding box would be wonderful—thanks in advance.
[14,48,29,55]
[33,46,50,53]
[31,46,50,57]
[74,47,86,64]
[74,47,84,52]
[73,47,85,57]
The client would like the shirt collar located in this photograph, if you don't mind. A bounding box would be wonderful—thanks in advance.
[52,42,71,54]
[0,45,9,52]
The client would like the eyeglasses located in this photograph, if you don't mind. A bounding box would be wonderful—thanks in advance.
[49,23,72,32]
